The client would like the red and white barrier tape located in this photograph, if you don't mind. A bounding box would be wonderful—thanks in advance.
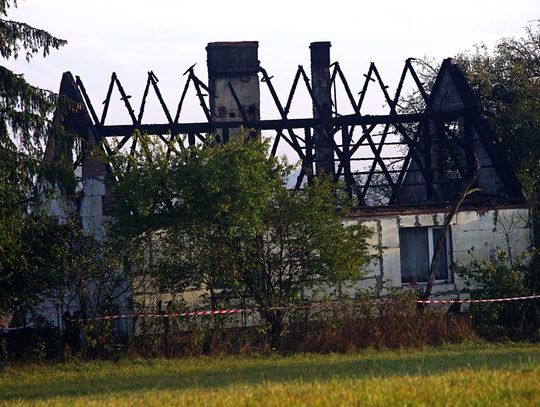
[0,323,33,333]
[66,307,259,323]
[2,294,539,328]
[0,308,59,332]
[66,294,540,323]
[416,294,540,305]
[67,301,361,322]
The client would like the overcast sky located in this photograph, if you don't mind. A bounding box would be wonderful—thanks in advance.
[4,0,539,125]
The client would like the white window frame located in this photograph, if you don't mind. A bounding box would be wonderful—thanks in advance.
[426,226,453,284]
[399,226,453,285]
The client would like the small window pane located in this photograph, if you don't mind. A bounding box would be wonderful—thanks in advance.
[399,228,429,283]
[432,228,449,280]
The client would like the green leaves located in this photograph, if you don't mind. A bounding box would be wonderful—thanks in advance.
[112,133,374,346]
[113,134,286,235]
[0,210,62,314]
[449,24,540,338]
[112,134,373,316]
[456,24,540,197]
[0,66,56,150]
[0,19,67,61]
[454,248,536,340]
[0,0,67,151]
[406,23,540,247]
[0,0,66,61]
[0,1,68,315]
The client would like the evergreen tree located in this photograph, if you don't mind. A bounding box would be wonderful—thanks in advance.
[0,0,67,314]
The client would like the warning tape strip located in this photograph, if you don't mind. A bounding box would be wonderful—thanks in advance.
[416,294,540,305]
[2,294,539,328]
[66,307,259,323]
[66,294,540,323]
[0,309,62,333]
[0,323,33,333]
[65,300,377,322]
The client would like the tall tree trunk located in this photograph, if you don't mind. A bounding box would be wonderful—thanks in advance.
[260,309,284,350]
[269,310,284,349]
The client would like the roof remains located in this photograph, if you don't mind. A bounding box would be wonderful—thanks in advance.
[45,43,527,210]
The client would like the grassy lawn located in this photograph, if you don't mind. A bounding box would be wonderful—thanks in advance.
[1,343,539,406]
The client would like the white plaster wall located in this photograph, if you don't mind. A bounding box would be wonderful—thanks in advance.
[346,207,532,298]
[41,182,74,224]
[214,76,260,120]
[126,206,532,317]
[80,176,108,240]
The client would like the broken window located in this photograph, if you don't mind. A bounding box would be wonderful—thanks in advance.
[399,226,452,284]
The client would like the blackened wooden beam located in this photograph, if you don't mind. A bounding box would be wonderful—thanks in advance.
[99,110,465,138]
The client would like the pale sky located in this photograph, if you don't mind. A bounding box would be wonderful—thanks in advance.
[4,0,539,126]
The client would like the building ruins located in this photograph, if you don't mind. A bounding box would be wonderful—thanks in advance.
[45,41,532,304]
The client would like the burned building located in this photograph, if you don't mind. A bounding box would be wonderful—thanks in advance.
[45,41,532,304]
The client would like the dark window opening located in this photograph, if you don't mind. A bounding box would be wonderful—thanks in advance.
[399,226,452,284]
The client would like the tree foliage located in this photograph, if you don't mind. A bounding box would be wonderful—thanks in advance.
[0,0,66,147]
[53,216,126,320]
[0,0,66,314]
[455,248,537,340]
[0,209,63,314]
[437,24,540,337]
[112,134,373,346]
[406,23,540,245]
[454,24,540,213]
[113,133,287,301]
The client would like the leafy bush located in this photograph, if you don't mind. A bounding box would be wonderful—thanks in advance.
[455,248,538,340]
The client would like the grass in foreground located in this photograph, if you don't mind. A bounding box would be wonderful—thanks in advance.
[1,343,539,406]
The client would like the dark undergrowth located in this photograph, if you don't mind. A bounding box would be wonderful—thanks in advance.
[0,291,477,363]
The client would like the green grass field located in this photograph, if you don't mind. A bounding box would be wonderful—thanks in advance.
[1,343,540,406]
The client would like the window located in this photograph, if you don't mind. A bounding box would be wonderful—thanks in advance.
[399,226,452,284]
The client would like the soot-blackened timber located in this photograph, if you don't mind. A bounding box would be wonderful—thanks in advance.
[47,41,527,209]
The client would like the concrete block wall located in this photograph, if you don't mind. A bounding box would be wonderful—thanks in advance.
[80,176,108,240]
[345,206,533,298]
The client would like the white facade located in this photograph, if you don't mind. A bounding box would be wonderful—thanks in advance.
[344,206,532,298]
